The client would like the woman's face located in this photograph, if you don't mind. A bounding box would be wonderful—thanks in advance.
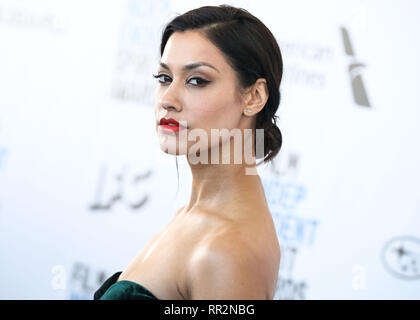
[154,30,253,161]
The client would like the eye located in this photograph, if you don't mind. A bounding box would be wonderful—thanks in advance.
[187,77,211,87]
[152,73,171,84]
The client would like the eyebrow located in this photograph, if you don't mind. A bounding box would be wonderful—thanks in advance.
[159,61,220,73]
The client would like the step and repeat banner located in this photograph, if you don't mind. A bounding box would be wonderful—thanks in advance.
[0,0,419,299]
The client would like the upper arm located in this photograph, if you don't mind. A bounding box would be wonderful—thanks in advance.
[187,237,268,300]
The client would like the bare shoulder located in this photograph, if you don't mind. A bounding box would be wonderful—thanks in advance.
[186,222,279,300]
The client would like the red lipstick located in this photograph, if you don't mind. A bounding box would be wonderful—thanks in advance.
[159,117,187,134]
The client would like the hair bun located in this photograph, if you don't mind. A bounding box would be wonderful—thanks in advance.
[261,118,282,161]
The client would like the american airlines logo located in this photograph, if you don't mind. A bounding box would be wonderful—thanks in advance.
[341,26,371,107]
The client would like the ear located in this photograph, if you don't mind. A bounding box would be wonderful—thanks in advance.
[243,78,269,116]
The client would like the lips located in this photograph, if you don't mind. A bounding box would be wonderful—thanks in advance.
[159,117,187,134]
[160,118,180,127]
[159,117,188,129]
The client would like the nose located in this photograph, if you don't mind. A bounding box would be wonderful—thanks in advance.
[159,85,182,112]
[160,100,181,113]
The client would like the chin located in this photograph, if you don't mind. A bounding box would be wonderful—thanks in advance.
[158,141,188,156]
[160,148,186,156]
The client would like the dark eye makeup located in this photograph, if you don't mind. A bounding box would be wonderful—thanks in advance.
[152,73,211,87]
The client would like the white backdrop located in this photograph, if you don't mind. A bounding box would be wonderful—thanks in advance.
[0,0,419,299]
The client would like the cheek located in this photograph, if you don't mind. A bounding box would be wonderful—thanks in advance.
[189,81,240,112]
[188,89,240,128]
[188,99,241,151]
[189,105,238,135]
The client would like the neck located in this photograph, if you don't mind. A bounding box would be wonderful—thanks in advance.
[183,152,268,218]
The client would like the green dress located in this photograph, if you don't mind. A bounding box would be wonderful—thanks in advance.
[94,271,159,300]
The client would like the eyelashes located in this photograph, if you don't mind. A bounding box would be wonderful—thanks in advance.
[152,73,211,87]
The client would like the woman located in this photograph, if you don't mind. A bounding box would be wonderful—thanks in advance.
[94,4,283,300]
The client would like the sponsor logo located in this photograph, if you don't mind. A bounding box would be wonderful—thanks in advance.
[381,235,420,280]
[340,26,371,107]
